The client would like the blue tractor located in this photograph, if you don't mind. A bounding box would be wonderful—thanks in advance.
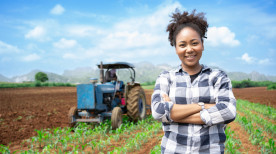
[68,62,147,129]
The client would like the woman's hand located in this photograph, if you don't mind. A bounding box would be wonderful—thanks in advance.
[162,94,171,102]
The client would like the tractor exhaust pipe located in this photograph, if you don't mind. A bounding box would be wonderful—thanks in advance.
[100,61,104,83]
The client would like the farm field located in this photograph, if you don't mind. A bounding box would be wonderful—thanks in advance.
[0,87,275,153]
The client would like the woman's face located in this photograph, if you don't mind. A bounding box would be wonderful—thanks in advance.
[175,27,204,70]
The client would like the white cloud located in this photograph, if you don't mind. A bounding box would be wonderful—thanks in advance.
[238,53,271,65]
[0,41,20,54]
[53,38,77,49]
[25,26,46,40]
[62,1,181,60]
[258,58,270,65]
[97,1,182,52]
[206,27,240,47]
[241,53,254,63]
[50,4,65,15]
[22,53,41,62]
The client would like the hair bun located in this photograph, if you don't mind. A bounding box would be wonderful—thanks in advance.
[166,9,208,46]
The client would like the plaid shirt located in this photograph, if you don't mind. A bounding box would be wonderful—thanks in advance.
[151,65,236,154]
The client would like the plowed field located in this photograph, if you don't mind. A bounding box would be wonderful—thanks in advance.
[0,86,275,152]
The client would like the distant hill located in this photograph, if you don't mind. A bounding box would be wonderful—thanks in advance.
[1,62,276,83]
[0,74,12,82]
[227,71,276,82]
[63,67,98,84]
[9,70,69,83]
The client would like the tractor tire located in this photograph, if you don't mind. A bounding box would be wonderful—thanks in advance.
[111,107,123,129]
[127,86,146,121]
[68,106,78,127]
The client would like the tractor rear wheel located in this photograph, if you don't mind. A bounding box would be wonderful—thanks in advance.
[111,107,123,129]
[68,106,78,127]
[127,86,146,121]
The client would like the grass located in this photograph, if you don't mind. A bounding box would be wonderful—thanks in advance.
[0,81,75,88]
[267,83,276,90]
[142,85,155,89]
[231,80,276,89]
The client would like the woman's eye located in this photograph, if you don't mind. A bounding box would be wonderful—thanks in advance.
[192,42,198,45]
[179,44,186,47]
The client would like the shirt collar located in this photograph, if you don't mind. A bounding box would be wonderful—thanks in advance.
[175,64,211,73]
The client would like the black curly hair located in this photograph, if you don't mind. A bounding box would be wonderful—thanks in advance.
[166,9,209,46]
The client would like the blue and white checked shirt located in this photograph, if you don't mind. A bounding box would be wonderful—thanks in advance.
[151,64,236,154]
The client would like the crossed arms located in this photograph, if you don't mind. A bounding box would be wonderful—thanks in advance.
[151,71,236,126]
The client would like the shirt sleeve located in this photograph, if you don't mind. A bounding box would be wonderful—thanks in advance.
[151,71,174,123]
[200,71,236,126]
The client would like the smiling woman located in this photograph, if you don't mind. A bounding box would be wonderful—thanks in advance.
[151,9,236,153]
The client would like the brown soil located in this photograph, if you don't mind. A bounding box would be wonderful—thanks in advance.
[228,122,261,153]
[0,87,76,147]
[233,87,276,108]
[1,87,275,152]
[134,130,163,154]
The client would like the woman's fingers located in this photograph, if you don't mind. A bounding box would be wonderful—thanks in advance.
[162,94,171,101]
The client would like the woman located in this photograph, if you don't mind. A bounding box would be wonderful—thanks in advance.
[151,9,236,153]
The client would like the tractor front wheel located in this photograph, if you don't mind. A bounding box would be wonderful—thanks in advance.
[111,107,123,129]
[127,86,146,121]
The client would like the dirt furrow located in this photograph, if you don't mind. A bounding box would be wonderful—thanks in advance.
[228,121,261,153]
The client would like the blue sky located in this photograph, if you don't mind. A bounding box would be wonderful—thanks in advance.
[0,0,276,77]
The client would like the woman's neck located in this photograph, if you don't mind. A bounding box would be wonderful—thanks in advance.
[181,63,202,75]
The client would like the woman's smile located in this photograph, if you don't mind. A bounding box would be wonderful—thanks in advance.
[185,54,196,60]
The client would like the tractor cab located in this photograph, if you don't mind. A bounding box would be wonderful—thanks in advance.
[98,62,135,94]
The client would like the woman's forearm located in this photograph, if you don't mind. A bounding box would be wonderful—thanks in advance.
[170,103,216,123]
[174,112,205,124]
[170,104,201,121]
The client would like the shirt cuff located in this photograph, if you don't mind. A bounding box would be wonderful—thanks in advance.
[200,109,212,126]
[164,101,174,122]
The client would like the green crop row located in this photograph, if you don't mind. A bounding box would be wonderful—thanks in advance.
[237,99,276,120]
[225,126,242,154]
[236,112,275,153]
[150,144,162,154]
[237,100,276,136]
[0,81,75,88]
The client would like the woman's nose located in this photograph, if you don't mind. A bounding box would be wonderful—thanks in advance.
[186,45,193,53]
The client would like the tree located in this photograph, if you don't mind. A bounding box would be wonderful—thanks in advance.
[35,72,48,82]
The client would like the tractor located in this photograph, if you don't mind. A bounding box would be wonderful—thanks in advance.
[68,62,148,129]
